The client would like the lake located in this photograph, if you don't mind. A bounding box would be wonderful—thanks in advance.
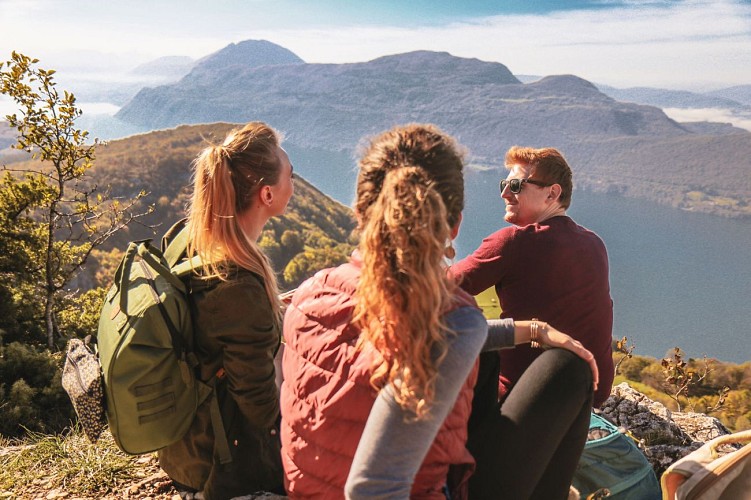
[288,147,751,364]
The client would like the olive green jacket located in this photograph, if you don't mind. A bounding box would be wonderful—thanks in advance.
[157,221,284,500]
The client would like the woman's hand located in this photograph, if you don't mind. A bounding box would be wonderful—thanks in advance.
[540,324,600,392]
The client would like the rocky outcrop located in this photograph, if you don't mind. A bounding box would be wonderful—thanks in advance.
[600,382,733,476]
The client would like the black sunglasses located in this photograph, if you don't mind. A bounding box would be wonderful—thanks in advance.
[499,178,552,194]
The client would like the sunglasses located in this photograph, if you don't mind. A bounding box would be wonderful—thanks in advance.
[499,178,552,194]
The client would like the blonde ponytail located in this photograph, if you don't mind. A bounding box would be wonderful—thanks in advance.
[186,122,283,325]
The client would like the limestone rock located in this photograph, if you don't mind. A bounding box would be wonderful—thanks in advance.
[600,382,733,476]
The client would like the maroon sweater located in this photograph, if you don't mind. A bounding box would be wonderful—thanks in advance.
[451,215,614,406]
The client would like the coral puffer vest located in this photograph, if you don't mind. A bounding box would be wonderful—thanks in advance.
[281,254,479,499]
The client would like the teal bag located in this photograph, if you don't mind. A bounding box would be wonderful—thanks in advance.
[572,412,661,499]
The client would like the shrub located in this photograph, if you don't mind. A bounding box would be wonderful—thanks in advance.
[57,287,107,341]
[0,342,74,437]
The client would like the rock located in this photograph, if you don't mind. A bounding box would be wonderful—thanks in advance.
[671,411,732,443]
[600,382,733,476]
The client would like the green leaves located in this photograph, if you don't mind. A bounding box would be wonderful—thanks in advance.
[1,53,152,347]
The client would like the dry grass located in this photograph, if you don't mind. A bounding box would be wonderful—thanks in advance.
[0,426,175,499]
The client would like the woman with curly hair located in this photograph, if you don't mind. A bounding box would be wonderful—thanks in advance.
[280,123,597,499]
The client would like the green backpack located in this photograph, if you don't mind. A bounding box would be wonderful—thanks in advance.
[97,229,230,462]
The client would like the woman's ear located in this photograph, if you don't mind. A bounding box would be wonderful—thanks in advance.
[260,185,274,206]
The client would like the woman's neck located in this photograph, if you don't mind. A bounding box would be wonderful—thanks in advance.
[238,206,270,242]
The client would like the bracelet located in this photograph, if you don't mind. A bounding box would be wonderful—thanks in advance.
[530,318,547,349]
[530,318,540,349]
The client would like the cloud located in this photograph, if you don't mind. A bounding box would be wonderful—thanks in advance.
[1,0,749,90]
[249,0,751,89]
[663,107,751,132]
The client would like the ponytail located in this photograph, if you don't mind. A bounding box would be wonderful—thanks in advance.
[355,167,456,419]
[186,123,283,326]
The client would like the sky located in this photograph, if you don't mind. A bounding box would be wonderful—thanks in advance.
[1,0,751,92]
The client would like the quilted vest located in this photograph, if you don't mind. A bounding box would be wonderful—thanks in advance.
[281,255,479,499]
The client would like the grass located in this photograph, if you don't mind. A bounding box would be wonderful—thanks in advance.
[475,287,502,320]
[0,426,146,497]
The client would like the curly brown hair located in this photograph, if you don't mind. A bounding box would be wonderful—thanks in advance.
[354,123,465,418]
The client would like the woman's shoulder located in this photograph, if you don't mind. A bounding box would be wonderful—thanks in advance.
[443,304,486,329]
[193,269,270,319]
[443,302,487,340]
[441,306,487,361]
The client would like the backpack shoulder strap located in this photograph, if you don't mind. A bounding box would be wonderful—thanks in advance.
[164,224,191,268]
[164,223,206,279]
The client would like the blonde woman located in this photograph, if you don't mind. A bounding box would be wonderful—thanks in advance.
[280,124,598,499]
[158,122,293,499]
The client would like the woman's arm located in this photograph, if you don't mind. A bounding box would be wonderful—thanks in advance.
[486,318,599,392]
[345,307,487,499]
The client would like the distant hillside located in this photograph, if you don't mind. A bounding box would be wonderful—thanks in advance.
[0,120,28,163]
[116,40,751,218]
[0,120,15,149]
[129,55,194,80]
[9,123,356,289]
[597,84,751,113]
[706,84,751,106]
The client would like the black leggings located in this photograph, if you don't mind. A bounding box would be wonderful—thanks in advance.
[466,348,593,500]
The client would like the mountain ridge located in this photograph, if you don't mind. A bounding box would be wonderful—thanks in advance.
[192,39,304,72]
[113,40,751,217]
[597,84,751,111]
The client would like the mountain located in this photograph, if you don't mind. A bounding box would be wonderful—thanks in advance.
[705,84,751,106]
[192,39,304,73]
[129,55,194,80]
[596,84,751,112]
[117,47,678,151]
[115,40,751,218]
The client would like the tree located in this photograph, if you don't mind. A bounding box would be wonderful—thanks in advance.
[0,52,152,348]
[283,245,352,288]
